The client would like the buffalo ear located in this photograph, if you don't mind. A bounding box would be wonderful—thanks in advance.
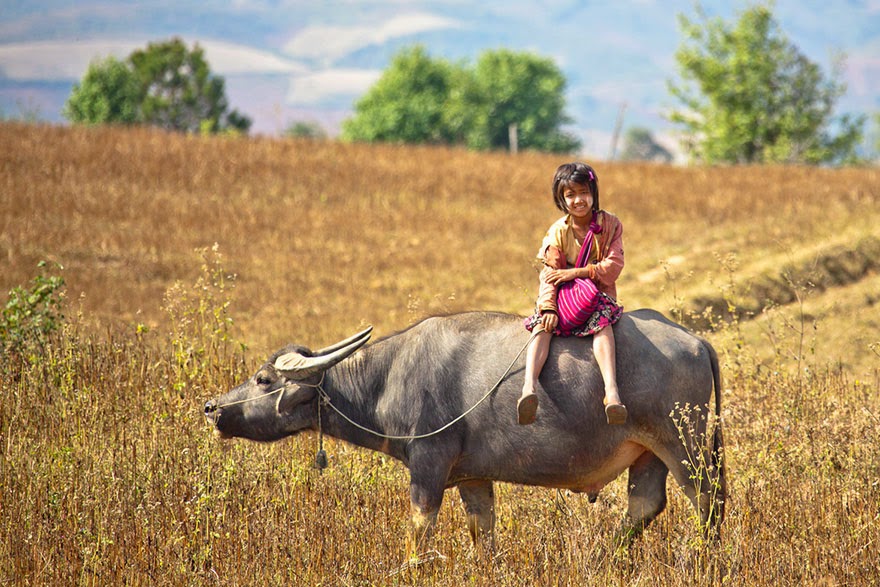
[274,326,372,380]
[276,384,317,414]
[274,352,311,372]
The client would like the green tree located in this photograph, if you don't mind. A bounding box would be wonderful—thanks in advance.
[668,3,863,165]
[285,120,327,139]
[468,49,580,153]
[63,56,140,125]
[129,38,250,134]
[63,38,251,134]
[620,127,674,162]
[872,113,880,162]
[342,46,459,144]
[342,46,580,153]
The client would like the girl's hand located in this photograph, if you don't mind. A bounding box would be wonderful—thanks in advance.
[540,311,558,333]
[544,268,577,286]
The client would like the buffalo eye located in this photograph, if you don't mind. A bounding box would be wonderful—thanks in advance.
[255,372,272,386]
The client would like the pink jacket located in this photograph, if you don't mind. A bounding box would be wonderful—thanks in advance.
[535,210,624,313]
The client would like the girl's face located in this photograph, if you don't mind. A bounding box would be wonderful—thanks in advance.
[562,183,593,219]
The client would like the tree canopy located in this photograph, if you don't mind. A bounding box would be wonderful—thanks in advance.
[469,50,580,153]
[668,4,863,165]
[284,120,327,140]
[64,38,251,134]
[342,46,580,153]
[63,56,140,125]
[619,127,674,163]
[341,46,459,145]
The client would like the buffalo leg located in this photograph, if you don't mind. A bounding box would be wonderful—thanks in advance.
[406,445,454,557]
[616,451,668,547]
[407,482,443,557]
[458,480,496,552]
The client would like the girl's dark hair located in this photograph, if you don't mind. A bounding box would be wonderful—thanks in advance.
[552,162,599,213]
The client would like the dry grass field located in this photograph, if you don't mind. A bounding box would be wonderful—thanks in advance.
[1,122,879,585]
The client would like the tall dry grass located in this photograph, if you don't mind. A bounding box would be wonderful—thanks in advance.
[4,122,877,363]
[1,122,879,585]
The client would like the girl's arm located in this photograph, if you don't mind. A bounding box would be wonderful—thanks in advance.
[544,220,624,287]
[535,245,566,313]
[584,217,624,287]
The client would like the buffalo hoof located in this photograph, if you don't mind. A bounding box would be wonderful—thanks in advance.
[605,402,628,425]
[517,393,538,425]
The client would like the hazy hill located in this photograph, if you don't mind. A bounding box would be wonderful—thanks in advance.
[2,1,878,155]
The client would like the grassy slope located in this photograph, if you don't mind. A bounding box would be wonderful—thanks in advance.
[2,123,878,374]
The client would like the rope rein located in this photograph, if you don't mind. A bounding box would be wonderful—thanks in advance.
[315,331,538,441]
[213,373,325,410]
[215,331,539,443]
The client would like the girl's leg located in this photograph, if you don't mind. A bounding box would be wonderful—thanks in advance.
[593,326,627,424]
[519,330,551,425]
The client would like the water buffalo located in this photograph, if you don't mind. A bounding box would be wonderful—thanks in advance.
[204,309,725,552]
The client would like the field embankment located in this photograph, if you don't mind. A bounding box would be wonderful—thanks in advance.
[1,123,879,585]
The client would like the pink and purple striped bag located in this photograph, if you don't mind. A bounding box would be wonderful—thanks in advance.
[555,216,601,334]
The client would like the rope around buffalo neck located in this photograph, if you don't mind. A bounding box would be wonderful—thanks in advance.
[316,331,539,441]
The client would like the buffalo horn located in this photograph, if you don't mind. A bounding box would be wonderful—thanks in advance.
[274,326,373,380]
[315,325,374,356]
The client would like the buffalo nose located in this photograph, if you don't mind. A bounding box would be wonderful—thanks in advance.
[204,400,218,415]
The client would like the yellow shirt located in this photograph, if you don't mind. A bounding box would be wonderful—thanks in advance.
[539,214,600,267]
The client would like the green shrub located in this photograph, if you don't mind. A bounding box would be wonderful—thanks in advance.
[0,261,65,357]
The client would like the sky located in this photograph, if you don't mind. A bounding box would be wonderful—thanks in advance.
[1,0,878,158]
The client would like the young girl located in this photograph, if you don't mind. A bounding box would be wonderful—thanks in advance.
[518,162,626,426]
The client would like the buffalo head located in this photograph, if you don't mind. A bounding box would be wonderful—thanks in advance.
[204,326,372,441]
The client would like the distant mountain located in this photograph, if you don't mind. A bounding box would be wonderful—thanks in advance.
[2,1,878,158]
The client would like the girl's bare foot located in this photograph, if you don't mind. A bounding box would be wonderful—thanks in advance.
[517,391,538,425]
[604,401,627,425]
[603,390,627,425]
